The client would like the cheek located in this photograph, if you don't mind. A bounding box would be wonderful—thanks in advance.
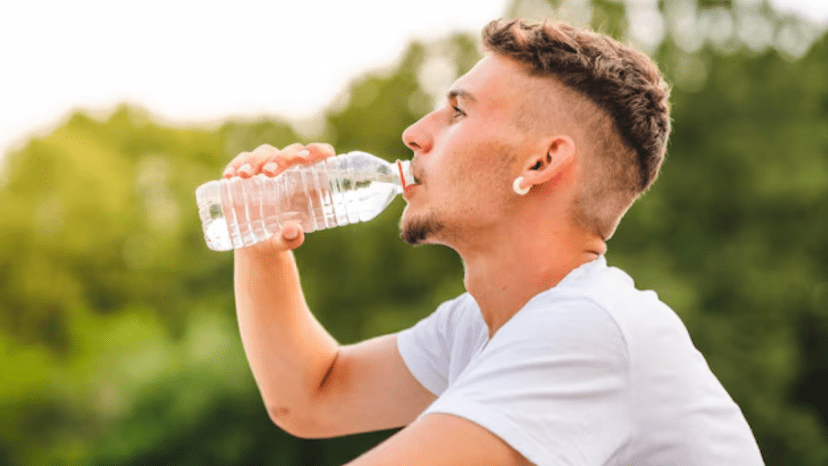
[462,143,517,191]
[430,127,518,200]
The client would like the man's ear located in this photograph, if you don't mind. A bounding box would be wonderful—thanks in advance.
[520,135,576,188]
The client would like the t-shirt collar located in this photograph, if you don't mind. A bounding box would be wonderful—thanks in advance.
[555,255,607,290]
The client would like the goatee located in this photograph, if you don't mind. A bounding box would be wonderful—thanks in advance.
[400,213,444,245]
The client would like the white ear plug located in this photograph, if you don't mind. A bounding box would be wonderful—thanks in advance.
[513,176,531,195]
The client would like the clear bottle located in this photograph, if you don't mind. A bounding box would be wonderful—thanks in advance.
[195,151,415,251]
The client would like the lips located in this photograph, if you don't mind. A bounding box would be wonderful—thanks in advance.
[403,172,421,200]
[401,159,423,201]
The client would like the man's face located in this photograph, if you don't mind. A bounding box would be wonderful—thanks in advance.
[399,53,537,248]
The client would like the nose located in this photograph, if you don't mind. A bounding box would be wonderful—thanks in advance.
[402,111,436,154]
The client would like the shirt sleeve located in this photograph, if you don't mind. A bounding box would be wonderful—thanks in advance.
[397,293,486,396]
[421,295,632,466]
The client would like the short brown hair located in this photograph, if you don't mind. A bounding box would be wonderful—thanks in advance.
[482,18,671,238]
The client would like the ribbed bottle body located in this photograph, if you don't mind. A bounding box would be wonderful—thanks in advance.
[196,152,408,251]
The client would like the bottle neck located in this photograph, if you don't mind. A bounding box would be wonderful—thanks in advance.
[396,160,415,188]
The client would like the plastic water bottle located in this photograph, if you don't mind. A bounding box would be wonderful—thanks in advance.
[195,151,415,251]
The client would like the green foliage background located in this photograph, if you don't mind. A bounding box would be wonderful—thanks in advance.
[1,1,827,464]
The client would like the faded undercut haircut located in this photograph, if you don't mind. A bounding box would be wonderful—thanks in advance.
[483,18,671,239]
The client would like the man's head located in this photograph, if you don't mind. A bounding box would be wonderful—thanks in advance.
[400,18,670,248]
[482,18,671,239]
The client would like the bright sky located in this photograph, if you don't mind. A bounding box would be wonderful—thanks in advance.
[0,0,825,158]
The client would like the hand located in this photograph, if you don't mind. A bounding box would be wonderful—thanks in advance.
[222,142,336,254]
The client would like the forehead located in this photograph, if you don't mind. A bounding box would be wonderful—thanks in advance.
[451,53,534,112]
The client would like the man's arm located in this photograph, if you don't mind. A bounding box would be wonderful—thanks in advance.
[347,414,531,466]
[229,143,435,438]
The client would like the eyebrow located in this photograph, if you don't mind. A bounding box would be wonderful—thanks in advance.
[448,88,477,103]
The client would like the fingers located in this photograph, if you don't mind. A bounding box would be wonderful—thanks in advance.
[221,143,332,254]
[222,142,336,179]
[223,143,298,179]
[305,142,336,161]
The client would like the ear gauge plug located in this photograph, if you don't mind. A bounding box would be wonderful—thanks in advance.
[513,176,530,195]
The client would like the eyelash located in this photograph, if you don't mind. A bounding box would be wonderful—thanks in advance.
[452,105,465,118]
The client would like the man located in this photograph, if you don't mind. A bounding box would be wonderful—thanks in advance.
[222,19,764,465]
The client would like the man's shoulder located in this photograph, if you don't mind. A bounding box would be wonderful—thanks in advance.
[547,257,684,335]
[429,292,483,329]
[520,258,697,366]
[400,291,487,356]
[437,292,477,312]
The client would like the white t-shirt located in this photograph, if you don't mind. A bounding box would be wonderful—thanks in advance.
[397,256,764,466]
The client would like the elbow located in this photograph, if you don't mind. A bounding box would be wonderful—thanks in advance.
[266,403,335,439]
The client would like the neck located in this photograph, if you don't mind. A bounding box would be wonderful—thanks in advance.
[459,219,605,338]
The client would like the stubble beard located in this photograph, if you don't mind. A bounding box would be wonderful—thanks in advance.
[400,211,445,245]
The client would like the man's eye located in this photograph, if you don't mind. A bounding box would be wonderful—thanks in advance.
[452,106,465,118]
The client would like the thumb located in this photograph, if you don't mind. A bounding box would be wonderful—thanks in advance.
[278,222,305,250]
[242,222,305,256]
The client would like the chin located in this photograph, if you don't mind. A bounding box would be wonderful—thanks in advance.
[399,211,444,245]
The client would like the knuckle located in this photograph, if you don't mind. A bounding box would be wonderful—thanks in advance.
[254,143,277,154]
[307,142,335,158]
[272,143,311,167]
[283,142,305,152]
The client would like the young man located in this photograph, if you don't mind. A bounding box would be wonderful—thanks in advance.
[223,19,765,465]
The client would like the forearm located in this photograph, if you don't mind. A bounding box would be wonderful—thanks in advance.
[223,143,432,439]
[234,247,339,432]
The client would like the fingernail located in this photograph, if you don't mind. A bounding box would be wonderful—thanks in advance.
[298,149,310,159]
[239,163,252,175]
[223,166,235,177]
[283,227,299,240]
[263,162,278,174]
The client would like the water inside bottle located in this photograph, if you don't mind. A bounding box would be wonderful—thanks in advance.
[196,182,234,250]
[196,167,403,251]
